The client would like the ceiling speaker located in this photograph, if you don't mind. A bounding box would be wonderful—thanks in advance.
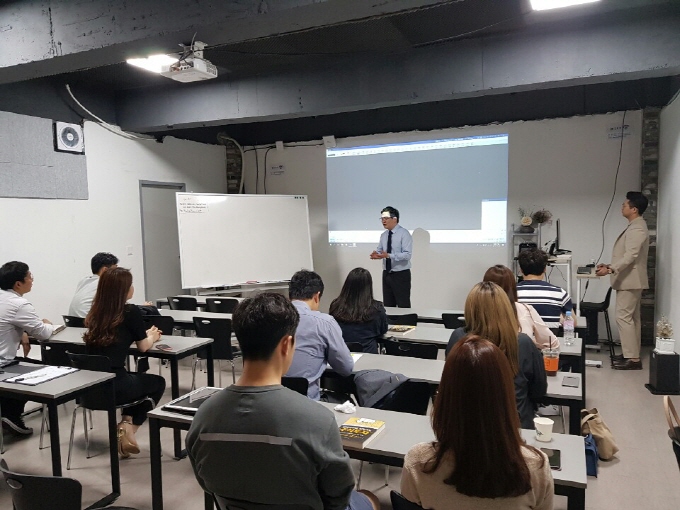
[54,122,84,154]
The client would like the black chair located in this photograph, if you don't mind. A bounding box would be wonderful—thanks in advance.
[167,296,198,311]
[390,491,425,510]
[213,495,307,510]
[66,353,154,470]
[62,315,85,328]
[387,313,418,326]
[441,313,464,330]
[205,298,239,314]
[192,317,241,388]
[281,377,309,396]
[383,338,438,360]
[0,459,138,510]
[345,342,364,353]
[580,287,614,358]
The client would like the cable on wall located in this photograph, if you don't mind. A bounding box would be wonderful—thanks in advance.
[216,133,246,193]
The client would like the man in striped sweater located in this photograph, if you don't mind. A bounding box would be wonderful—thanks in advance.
[516,248,573,328]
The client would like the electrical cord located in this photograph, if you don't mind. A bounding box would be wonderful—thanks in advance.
[263,147,275,194]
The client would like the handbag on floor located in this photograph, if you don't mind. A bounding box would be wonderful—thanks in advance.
[584,433,598,476]
[581,408,619,460]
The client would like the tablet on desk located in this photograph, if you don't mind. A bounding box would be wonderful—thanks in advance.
[162,387,222,415]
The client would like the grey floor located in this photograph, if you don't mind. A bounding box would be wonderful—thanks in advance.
[0,346,679,510]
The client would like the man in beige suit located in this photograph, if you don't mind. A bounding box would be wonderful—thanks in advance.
[596,192,649,370]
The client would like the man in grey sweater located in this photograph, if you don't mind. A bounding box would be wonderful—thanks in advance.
[186,293,378,510]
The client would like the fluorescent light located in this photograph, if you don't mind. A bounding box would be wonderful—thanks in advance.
[127,54,178,73]
[531,0,600,11]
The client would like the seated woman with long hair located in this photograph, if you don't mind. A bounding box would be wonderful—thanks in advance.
[329,268,388,354]
[483,265,557,350]
[84,267,166,458]
[446,282,547,428]
[401,335,554,510]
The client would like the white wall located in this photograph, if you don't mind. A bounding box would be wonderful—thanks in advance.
[244,111,642,318]
[0,119,226,321]
[658,95,680,331]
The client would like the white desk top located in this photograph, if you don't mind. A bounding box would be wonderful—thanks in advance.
[384,307,463,321]
[49,327,213,355]
[0,362,115,400]
[386,326,451,346]
[160,309,233,324]
[353,353,445,384]
[147,400,585,489]
[546,372,582,400]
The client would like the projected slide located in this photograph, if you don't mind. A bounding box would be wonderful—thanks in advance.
[326,134,508,244]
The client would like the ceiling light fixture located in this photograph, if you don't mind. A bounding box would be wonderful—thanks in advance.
[126,54,179,73]
[530,0,600,11]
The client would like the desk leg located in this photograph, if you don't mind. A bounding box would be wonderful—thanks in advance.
[169,358,185,459]
[47,402,62,476]
[569,401,581,435]
[205,491,214,510]
[150,417,164,510]
[106,380,121,495]
[206,344,215,387]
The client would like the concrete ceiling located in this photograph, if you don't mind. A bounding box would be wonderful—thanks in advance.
[0,0,679,145]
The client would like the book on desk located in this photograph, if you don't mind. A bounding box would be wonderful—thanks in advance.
[339,417,385,448]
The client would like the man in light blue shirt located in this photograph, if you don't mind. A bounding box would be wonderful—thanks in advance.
[370,206,413,307]
[285,270,354,400]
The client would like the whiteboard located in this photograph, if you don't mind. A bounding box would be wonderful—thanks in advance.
[176,193,313,288]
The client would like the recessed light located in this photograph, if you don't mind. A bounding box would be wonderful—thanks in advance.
[127,54,179,73]
[531,0,600,11]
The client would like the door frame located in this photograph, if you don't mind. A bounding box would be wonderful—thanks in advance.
[139,180,186,301]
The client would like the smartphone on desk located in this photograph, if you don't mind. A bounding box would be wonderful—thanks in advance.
[562,375,580,388]
[540,448,562,470]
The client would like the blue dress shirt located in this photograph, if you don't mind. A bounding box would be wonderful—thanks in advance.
[376,223,413,272]
[286,300,354,400]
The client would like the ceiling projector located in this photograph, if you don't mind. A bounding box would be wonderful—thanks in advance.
[161,57,218,83]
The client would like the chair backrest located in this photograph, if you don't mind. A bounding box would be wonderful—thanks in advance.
[387,313,418,326]
[67,352,113,411]
[205,298,239,314]
[281,377,309,396]
[193,317,234,360]
[390,491,425,510]
[345,342,364,353]
[441,313,464,330]
[168,296,198,311]
[602,287,613,308]
[62,315,85,328]
[0,459,82,510]
[41,342,86,367]
[375,380,431,415]
[383,338,438,360]
[143,315,176,336]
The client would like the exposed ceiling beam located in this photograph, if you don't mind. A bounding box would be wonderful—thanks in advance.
[115,13,680,133]
[0,0,456,85]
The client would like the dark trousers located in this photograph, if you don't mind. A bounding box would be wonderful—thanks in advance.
[115,371,166,426]
[0,396,27,420]
[383,269,411,308]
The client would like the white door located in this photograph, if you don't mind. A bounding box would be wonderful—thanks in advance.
[140,181,185,302]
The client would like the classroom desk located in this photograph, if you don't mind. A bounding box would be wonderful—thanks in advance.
[352,353,584,434]
[147,402,587,510]
[47,327,215,458]
[384,307,463,324]
[0,363,119,509]
[575,269,601,317]
[385,325,452,349]
[159,309,232,328]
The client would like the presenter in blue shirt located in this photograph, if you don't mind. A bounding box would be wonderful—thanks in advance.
[370,206,413,307]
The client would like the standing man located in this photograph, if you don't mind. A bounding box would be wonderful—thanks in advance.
[0,261,57,434]
[370,206,413,308]
[596,191,649,370]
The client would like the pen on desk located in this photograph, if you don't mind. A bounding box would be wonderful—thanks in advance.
[13,373,45,382]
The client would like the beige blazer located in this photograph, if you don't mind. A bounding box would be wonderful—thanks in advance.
[610,216,649,290]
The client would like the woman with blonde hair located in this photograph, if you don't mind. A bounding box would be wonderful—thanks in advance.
[483,265,557,349]
[446,281,547,428]
[402,335,553,510]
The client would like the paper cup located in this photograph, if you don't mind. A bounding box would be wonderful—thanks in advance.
[534,417,554,442]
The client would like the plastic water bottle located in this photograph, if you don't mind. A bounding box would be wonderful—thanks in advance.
[563,311,575,346]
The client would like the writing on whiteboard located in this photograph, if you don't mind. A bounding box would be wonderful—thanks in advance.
[179,199,209,214]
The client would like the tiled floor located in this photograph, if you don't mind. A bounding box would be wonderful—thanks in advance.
[0,346,679,509]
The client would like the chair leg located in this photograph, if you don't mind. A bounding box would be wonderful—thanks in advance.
[357,461,364,490]
[39,405,49,449]
[604,311,616,360]
[67,406,79,470]
[559,405,566,433]
[88,409,93,429]
[384,465,390,488]
[83,408,91,459]
[231,361,236,384]
[0,403,4,455]
[191,357,198,391]
[218,360,222,387]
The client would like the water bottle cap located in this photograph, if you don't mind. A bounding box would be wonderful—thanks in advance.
[566,311,572,317]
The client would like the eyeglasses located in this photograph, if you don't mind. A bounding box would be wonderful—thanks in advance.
[380,216,395,221]
[25,272,34,282]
